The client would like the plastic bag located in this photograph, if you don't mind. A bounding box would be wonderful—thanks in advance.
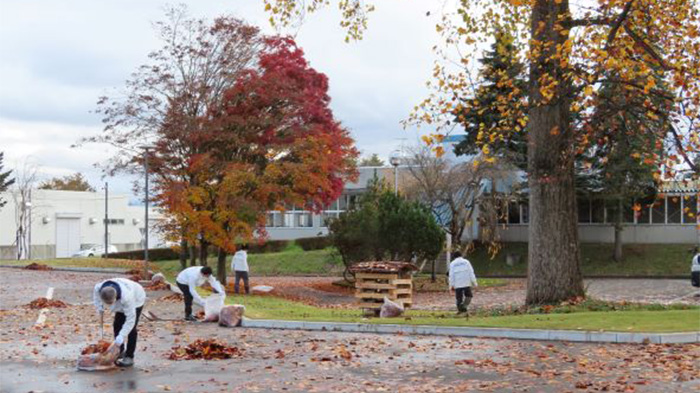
[203,293,225,322]
[219,305,245,327]
[251,285,274,293]
[77,342,120,371]
[379,297,404,318]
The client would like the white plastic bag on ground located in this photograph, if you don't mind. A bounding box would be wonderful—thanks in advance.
[251,285,274,293]
[203,293,225,322]
[151,272,165,284]
[219,305,246,327]
[77,343,120,371]
[379,297,404,318]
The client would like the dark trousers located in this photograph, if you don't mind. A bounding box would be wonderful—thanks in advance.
[455,287,473,313]
[113,306,143,359]
[177,282,194,317]
[234,271,250,294]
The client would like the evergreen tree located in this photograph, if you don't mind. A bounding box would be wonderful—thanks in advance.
[358,154,385,167]
[453,30,527,169]
[579,71,668,261]
[0,152,15,209]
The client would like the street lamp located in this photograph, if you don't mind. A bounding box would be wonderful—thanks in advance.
[389,150,402,195]
[139,146,155,270]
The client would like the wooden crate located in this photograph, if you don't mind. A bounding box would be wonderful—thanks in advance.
[354,272,413,310]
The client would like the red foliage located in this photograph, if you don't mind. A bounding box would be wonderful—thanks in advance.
[156,36,358,256]
[167,339,244,360]
[26,298,68,309]
[81,340,112,355]
[24,263,53,271]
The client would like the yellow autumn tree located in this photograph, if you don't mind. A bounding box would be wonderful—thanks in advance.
[263,0,700,304]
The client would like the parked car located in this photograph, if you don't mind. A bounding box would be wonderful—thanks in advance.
[692,251,700,287]
[72,244,119,258]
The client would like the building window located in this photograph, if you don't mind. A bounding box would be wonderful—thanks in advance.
[578,198,591,223]
[667,196,682,224]
[622,200,635,224]
[521,203,529,224]
[507,202,520,224]
[321,212,339,227]
[591,200,605,223]
[651,198,665,224]
[683,195,698,224]
[637,203,651,224]
[295,212,313,228]
[103,218,125,225]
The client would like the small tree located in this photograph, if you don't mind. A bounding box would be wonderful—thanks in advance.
[358,154,385,167]
[329,180,444,281]
[0,152,15,210]
[38,173,95,192]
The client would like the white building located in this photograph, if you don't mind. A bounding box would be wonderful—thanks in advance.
[0,189,164,259]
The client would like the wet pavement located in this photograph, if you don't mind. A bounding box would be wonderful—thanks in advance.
[0,268,699,392]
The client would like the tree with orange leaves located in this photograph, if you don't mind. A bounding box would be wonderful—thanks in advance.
[158,37,358,283]
[263,0,700,304]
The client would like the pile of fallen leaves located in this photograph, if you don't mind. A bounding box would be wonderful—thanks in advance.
[81,340,111,355]
[167,339,244,360]
[159,293,183,302]
[145,281,170,291]
[26,297,68,309]
[125,269,153,281]
[24,263,53,271]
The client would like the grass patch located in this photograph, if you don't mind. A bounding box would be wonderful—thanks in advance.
[467,243,694,277]
[224,294,700,332]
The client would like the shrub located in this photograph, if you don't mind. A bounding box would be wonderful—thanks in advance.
[295,236,333,251]
[247,240,289,254]
[109,248,179,261]
[329,180,445,270]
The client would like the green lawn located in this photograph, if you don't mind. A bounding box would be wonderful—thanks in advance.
[2,242,692,279]
[467,243,694,277]
[223,293,700,332]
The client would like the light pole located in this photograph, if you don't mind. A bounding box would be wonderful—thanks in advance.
[140,146,155,275]
[389,150,401,195]
[104,182,109,259]
[25,194,32,260]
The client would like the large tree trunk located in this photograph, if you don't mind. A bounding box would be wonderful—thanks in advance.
[199,239,209,266]
[216,248,227,286]
[526,0,584,305]
[179,239,188,270]
[613,200,624,262]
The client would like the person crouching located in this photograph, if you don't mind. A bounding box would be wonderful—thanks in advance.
[93,278,146,367]
[175,266,225,321]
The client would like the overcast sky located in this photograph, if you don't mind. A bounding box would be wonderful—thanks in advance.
[0,0,446,197]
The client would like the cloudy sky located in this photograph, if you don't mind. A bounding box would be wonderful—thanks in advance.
[0,0,447,197]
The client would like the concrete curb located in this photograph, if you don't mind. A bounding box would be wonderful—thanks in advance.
[0,265,128,274]
[240,318,700,344]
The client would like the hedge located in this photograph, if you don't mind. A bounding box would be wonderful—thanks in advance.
[295,236,333,251]
[108,248,179,261]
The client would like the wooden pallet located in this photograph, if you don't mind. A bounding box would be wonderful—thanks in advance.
[355,272,413,309]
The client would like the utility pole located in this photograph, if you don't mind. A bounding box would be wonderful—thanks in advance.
[27,189,32,260]
[104,182,109,259]
[144,148,150,263]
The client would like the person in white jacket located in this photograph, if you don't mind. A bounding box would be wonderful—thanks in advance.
[231,244,250,294]
[93,277,146,367]
[448,251,478,315]
[175,266,225,321]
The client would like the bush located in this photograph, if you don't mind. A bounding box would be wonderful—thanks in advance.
[295,236,333,251]
[247,240,289,254]
[109,248,179,261]
[329,180,445,268]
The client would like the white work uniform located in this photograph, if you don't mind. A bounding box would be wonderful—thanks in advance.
[93,278,146,342]
[176,266,225,306]
[231,250,249,272]
[692,254,700,273]
[448,257,478,289]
